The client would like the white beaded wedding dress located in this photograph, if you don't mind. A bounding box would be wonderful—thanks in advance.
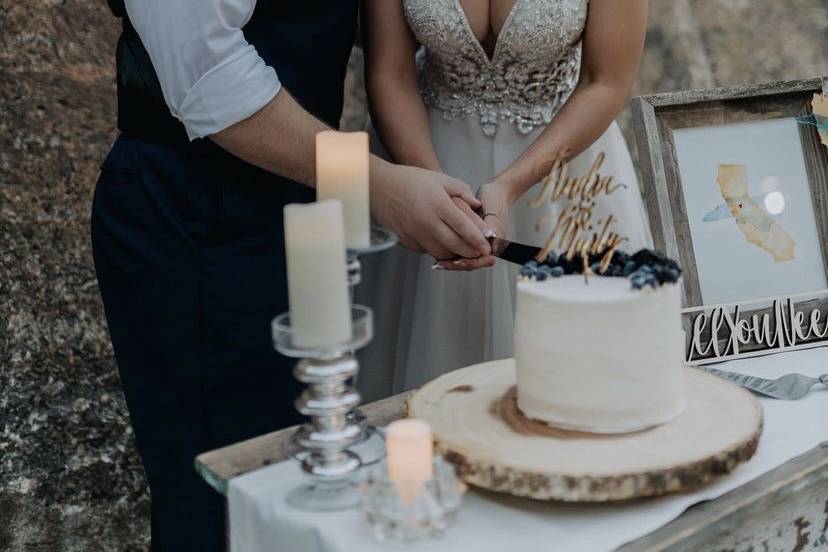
[357,0,652,401]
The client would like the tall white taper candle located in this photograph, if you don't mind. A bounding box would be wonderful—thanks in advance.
[284,200,352,348]
[386,419,434,506]
[315,130,371,249]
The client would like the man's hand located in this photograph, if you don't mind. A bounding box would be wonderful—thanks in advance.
[213,93,492,261]
[433,181,510,271]
[371,161,494,260]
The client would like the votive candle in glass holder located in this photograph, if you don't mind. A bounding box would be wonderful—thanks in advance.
[385,419,434,505]
[361,453,466,542]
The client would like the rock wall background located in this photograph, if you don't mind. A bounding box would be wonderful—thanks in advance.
[1,1,827,550]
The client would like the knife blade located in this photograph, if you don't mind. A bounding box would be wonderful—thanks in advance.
[490,237,543,266]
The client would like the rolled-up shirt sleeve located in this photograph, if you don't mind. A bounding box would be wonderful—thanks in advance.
[124,0,280,140]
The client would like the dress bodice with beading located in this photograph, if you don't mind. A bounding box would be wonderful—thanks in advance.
[402,0,588,137]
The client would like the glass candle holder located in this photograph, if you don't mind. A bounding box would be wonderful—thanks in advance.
[272,306,374,511]
[360,455,466,542]
[344,225,397,455]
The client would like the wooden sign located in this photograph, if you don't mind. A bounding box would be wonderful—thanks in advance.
[632,78,828,365]
[684,290,828,365]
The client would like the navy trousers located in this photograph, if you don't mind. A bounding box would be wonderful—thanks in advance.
[91,136,309,551]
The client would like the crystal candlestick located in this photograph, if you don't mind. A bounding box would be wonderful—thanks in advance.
[272,306,373,511]
[346,225,398,291]
[274,226,397,510]
[344,226,397,448]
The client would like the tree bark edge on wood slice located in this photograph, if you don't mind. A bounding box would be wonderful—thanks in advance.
[407,360,763,502]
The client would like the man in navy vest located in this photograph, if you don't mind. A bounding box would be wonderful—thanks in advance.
[92,1,492,550]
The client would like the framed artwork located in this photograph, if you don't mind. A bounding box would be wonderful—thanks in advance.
[632,78,828,364]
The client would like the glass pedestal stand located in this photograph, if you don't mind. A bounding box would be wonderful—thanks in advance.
[272,306,374,511]
[344,226,398,456]
[273,227,397,511]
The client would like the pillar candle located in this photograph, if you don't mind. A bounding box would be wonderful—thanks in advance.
[315,130,371,249]
[385,419,434,506]
[284,200,352,349]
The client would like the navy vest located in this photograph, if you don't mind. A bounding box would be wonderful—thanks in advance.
[109,1,359,145]
[95,7,359,550]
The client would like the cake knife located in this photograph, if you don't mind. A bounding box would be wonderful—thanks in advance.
[489,237,543,266]
[701,367,828,400]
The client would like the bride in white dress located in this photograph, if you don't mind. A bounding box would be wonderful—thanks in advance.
[357,0,652,400]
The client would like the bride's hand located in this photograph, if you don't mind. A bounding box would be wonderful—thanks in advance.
[433,182,511,271]
[476,182,510,242]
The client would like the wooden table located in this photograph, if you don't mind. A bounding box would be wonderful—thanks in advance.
[195,391,828,551]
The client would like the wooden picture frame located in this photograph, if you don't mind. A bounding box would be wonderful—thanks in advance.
[632,78,828,364]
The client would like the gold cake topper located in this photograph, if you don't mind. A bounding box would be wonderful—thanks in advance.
[531,149,629,280]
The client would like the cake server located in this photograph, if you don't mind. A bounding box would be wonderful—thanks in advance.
[701,367,828,400]
[489,238,542,266]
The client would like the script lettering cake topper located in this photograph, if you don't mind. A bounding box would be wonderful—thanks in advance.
[530,149,629,277]
[686,291,828,365]
[518,149,682,289]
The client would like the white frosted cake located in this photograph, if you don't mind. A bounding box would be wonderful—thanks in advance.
[514,275,685,434]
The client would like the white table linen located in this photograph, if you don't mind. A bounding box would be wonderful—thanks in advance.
[229,348,828,552]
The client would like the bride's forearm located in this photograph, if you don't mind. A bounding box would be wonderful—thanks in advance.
[367,74,442,171]
[494,80,627,202]
[362,0,443,172]
[495,0,648,202]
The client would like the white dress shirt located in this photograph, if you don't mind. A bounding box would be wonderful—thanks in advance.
[124,0,281,140]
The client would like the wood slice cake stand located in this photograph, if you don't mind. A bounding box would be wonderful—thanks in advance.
[408,359,763,502]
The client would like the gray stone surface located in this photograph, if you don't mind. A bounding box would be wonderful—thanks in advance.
[1,1,827,550]
[0,1,149,550]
